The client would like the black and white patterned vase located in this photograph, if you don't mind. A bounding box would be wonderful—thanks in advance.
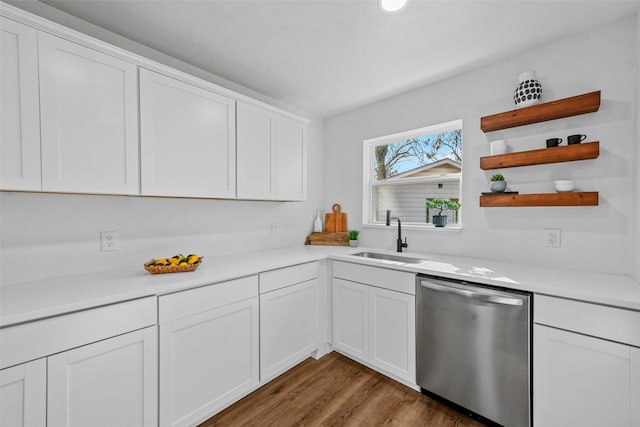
[513,71,542,108]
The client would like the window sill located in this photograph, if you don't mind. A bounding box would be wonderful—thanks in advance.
[361,223,462,233]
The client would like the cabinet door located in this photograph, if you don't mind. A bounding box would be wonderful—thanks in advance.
[236,101,276,200]
[236,101,307,201]
[369,286,416,383]
[260,279,318,382]
[534,324,640,427]
[38,32,139,195]
[0,17,41,191]
[0,358,46,427]
[159,297,259,427]
[47,326,158,427]
[140,69,236,198]
[274,116,306,201]
[332,278,369,361]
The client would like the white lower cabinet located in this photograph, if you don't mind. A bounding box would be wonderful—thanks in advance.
[0,327,157,427]
[159,276,260,427]
[534,325,640,427]
[259,262,319,382]
[533,295,640,427]
[368,285,415,382]
[0,297,158,427]
[331,261,416,388]
[332,278,369,361]
[47,327,158,427]
[0,358,46,427]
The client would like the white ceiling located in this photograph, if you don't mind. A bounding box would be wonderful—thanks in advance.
[35,0,640,117]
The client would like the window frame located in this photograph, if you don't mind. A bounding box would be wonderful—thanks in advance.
[362,119,463,230]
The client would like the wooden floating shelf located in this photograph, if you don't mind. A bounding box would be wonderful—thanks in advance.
[481,91,601,132]
[480,192,599,207]
[480,141,599,170]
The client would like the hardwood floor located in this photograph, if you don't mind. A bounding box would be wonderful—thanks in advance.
[199,352,487,427]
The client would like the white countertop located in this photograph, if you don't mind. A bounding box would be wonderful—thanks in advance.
[0,246,346,327]
[2,245,639,328]
[331,248,640,311]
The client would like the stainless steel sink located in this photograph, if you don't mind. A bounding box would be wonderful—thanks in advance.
[351,251,426,264]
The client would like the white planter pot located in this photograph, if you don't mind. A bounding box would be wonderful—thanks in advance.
[490,180,507,192]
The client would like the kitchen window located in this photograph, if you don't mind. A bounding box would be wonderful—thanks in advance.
[362,119,463,227]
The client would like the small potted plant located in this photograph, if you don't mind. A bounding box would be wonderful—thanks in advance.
[426,198,461,227]
[348,230,360,247]
[490,173,506,193]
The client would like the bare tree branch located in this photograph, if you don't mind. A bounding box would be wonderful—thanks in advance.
[374,129,462,180]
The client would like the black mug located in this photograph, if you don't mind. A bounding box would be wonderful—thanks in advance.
[546,138,562,148]
[568,134,587,145]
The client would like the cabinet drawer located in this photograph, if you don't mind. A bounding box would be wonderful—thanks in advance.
[259,262,319,294]
[159,275,258,323]
[535,295,640,347]
[332,261,415,295]
[0,297,156,369]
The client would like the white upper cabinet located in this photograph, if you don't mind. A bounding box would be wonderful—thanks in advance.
[0,17,41,191]
[237,101,306,201]
[37,32,139,195]
[1,4,308,200]
[139,69,236,198]
[236,102,276,200]
[275,115,306,201]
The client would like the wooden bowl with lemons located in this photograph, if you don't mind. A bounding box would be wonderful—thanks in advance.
[144,254,202,274]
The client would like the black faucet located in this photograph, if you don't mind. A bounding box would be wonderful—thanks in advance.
[386,210,408,253]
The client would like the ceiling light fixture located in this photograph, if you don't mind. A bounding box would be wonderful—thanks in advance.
[379,0,408,12]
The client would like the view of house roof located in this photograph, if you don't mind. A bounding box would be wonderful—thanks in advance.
[388,158,461,180]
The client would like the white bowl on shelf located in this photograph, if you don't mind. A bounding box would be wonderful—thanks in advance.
[554,180,576,192]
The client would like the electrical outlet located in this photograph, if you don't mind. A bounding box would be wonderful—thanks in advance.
[544,228,561,248]
[101,231,118,251]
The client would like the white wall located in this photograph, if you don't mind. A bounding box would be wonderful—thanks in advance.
[635,12,640,282]
[0,3,325,284]
[324,15,638,276]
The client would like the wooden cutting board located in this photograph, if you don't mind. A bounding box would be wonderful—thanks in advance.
[304,232,349,246]
[324,204,347,233]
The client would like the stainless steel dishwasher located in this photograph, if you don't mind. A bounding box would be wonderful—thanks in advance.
[416,275,531,427]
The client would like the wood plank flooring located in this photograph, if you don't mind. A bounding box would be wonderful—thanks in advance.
[199,352,487,427]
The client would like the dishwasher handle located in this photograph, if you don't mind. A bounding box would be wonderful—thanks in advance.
[419,280,524,306]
